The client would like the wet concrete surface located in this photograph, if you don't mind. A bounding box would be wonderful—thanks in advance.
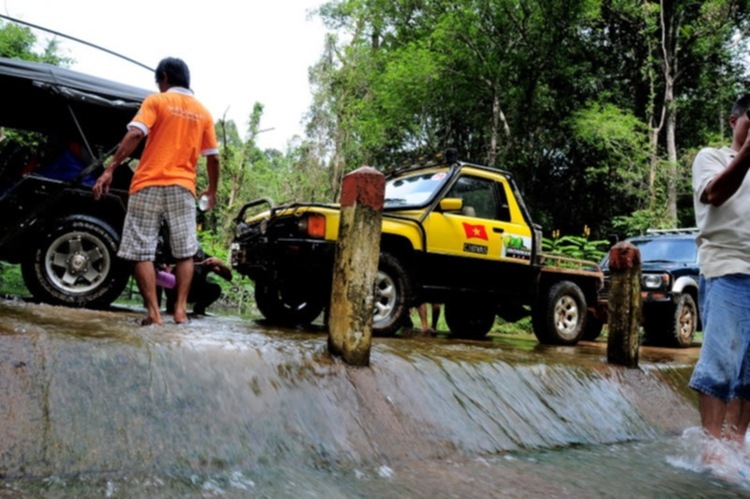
[0,298,744,498]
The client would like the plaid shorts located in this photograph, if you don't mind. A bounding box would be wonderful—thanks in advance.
[117,185,198,261]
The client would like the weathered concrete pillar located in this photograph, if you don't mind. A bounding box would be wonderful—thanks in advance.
[328,166,385,366]
[607,241,641,368]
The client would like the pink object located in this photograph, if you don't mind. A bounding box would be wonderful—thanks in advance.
[156,270,176,289]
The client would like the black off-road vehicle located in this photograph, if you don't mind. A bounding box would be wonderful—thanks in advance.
[0,57,151,307]
[600,228,700,348]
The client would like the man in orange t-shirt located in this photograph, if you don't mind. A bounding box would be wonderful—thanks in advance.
[93,57,219,326]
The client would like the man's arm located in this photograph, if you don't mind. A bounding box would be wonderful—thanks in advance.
[200,256,232,281]
[702,122,750,206]
[92,127,145,200]
[198,154,220,210]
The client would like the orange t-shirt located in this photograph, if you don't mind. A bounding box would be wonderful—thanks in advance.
[127,88,218,195]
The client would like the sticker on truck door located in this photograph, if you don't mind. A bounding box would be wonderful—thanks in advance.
[463,243,489,255]
[462,222,488,240]
[502,234,532,260]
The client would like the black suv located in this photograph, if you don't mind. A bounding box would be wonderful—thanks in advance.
[601,228,700,348]
[0,57,151,307]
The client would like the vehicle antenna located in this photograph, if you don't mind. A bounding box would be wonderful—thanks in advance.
[0,14,154,72]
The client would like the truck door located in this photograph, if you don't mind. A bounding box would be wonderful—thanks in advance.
[425,173,533,264]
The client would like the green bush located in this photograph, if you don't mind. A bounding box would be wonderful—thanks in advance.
[0,262,28,296]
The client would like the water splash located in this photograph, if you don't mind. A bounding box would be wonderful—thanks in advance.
[668,427,750,489]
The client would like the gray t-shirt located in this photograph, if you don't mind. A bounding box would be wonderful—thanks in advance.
[692,145,750,278]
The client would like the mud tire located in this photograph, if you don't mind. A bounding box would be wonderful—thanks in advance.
[532,281,587,345]
[445,299,495,339]
[643,293,697,348]
[21,215,129,308]
[372,253,413,337]
[254,280,325,327]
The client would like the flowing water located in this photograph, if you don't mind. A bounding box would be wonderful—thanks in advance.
[0,298,748,498]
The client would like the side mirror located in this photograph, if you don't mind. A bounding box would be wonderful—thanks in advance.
[439,198,463,212]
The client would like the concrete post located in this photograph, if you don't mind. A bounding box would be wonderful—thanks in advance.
[328,166,385,366]
[607,241,641,368]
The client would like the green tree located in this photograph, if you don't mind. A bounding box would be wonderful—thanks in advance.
[0,20,70,64]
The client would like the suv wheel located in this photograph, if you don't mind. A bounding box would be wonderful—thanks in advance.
[22,215,130,308]
[643,293,697,348]
[372,253,413,337]
[532,281,586,345]
[672,293,698,347]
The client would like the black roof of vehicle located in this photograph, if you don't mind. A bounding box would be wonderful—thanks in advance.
[0,57,152,106]
[631,228,698,239]
[0,57,152,150]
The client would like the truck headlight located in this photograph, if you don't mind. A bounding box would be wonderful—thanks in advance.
[642,273,669,290]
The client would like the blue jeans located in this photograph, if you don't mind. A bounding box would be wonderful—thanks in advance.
[689,274,750,402]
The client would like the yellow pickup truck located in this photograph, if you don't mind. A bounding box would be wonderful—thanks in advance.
[231,153,605,345]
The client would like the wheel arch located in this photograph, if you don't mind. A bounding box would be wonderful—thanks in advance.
[673,275,699,296]
[380,233,416,259]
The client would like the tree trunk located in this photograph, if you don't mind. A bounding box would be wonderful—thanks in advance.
[661,0,678,224]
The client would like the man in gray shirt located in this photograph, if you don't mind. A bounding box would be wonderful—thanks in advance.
[690,94,750,470]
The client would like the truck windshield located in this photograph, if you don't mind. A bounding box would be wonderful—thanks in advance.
[384,171,449,208]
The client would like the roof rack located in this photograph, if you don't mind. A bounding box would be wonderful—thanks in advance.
[645,227,698,235]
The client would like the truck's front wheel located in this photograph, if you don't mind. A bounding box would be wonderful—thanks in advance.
[372,253,413,337]
[532,281,587,345]
[22,215,130,308]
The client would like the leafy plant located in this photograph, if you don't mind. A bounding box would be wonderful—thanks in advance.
[542,234,610,262]
[0,261,27,296]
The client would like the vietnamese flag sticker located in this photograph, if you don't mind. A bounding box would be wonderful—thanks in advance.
[462,222,488,240]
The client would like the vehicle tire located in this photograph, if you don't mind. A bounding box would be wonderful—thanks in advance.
[445,299,496,339]
[372,253,413,337]
[643,294,697,348]
[532,281,587,345]
[21,215,130,308]
[254,280,325,327]
[581,312,604,341]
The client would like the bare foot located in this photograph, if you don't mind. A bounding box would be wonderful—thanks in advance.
[416,328,435,337]
[139,316,163,326]
[173,309,190,324]
[702,438,749,484]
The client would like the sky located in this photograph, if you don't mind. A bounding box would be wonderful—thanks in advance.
[1,0,329,151]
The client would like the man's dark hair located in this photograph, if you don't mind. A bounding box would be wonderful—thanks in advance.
[155,57,190,89]
[732,94,750,117]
